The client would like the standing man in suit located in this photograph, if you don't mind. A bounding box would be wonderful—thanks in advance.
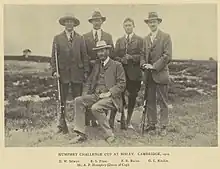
[140,12,172,136]
[84,10,114,73]
[83,11,114,126]
[51,14,89,134]
[71,41,126,144]
[114,18,143,129]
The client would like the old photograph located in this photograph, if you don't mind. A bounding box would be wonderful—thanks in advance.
[4,4,218,147]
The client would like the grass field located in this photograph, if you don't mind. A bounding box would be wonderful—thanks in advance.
[4,60,218,147]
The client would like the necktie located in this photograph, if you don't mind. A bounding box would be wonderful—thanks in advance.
[94,31,98,43]
[125,35,130,54]
[69,32,73,43]
[101,62,104,68]
[150,32,156,43]
[126,35,130,44]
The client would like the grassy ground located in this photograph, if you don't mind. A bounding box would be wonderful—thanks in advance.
[4,60,218,147]
[5,93,217,147]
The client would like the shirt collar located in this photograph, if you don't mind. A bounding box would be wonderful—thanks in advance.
[102,56,110,66]
[125,32,134,39]
[150,29,159,37]
[93,29,102,34]
[65,30,74,37]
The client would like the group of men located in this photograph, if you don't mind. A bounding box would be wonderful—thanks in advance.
[51,10,172,144]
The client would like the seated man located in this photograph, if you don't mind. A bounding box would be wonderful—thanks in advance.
[71,41,126,144]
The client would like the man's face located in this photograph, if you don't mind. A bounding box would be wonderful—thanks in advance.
[91,18,103,30]
[97,48,109,61]
[123,21,134,35]
[147,19,159,32]
[64,19,74,32]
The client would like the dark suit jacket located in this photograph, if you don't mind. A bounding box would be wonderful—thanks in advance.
[83,30,114,72]
[114,34,143,81]
[140,30,172,84]
[87,58,126,112]
[51,31,89,83]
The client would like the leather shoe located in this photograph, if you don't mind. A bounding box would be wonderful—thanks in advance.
[158,126,167,136]
[144,124,156,134]
[70,133,87,144]
[56,126,68,134]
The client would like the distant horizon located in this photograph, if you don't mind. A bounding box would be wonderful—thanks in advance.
[4,4,217,60]
[4,54,216,61]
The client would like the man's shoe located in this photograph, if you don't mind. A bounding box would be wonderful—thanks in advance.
[144,124,156,134]
[56,126,68,134]
[70,133,87,144]
[158,126,167,136]
[127,124,134,129]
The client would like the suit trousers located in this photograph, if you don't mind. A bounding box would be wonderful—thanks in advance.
[146,72,169,126]
[74,94,115,138]
[122,79,141,123]
[57,82,83,128]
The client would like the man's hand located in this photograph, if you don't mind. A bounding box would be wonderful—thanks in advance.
[52,72,60,78]
[125,54,133,60]
[99,92,111,99]
[90,60,96,65]
[121,57,128,64]
[84,72,89,80]
[142,64,154,70]
[84,72,89,82]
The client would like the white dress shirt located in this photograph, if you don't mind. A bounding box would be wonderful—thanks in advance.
[125,32,134,41]
[150,29,159,43]
[92,29,102,41]
[65,30,74,41]
[102,56,110,66]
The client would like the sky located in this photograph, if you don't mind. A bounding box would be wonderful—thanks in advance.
[4,4,217,60]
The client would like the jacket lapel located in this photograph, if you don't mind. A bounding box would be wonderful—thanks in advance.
[146,34,152,48]
[100,30,104,41]
[61,31,70,47]
[151,30,162,48]
[70,31,78,48]
[130,33,136,43]
[103,58,112,70]
[89,30,96,46]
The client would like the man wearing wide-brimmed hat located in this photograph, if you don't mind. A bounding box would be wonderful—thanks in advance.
[71,40,126,144]
[140,12,172,136]
[83,11,114,72]
[83,11,114,126]
[51,14,89,134]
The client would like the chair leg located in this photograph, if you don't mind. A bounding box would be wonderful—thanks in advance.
[85,109,98,127]
[109,110,117,129]
[85,113,90,126]
[120,110,127,130]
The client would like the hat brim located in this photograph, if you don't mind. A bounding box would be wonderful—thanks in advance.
[88,17,106,23]
[144,18,162,24]
[59,16,80,26]
[93,45,112,51]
